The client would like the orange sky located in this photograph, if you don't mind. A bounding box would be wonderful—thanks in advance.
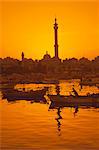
[0,0,99,60]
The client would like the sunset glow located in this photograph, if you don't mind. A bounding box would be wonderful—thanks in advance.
[0,0,99,60]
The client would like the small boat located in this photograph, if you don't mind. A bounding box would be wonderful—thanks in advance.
[2,87,48,101]
[48,94,99,108]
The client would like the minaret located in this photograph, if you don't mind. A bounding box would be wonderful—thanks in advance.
[54,18,59,59]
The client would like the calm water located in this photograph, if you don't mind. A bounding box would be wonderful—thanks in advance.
[0,80,99,150]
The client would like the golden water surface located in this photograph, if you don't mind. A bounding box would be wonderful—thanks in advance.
[0,80,99,150]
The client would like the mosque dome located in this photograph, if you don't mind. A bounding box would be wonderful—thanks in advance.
[43,51,51,60]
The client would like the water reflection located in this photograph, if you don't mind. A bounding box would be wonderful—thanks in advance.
[1,99,99,150]
[0,80,99,150]
[55,107,62,136]
[1,79,98,97]
[73,106,79,117]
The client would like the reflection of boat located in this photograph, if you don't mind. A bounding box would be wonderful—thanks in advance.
[48,94,99,108]
[2,87,48,101]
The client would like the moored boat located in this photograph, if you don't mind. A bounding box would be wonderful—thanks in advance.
[48,94,99,107]
[2,87,48,101]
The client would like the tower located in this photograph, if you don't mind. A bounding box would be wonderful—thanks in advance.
[21,52,24,61]
[54,18,59,59]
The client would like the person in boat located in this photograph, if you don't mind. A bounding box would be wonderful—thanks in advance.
[72,87,79,97]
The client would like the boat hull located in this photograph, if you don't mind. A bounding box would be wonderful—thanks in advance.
[48,95,99,108]
[2,87,48,102]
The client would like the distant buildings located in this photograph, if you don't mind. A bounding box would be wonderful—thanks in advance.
[17,19,99,78]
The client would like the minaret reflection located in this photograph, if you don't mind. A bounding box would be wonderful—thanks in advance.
[73,105,79,117]
[55,107,62,136]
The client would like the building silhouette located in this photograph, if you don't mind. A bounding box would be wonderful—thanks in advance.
[41,18,60,63]
[43,51,51,61]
